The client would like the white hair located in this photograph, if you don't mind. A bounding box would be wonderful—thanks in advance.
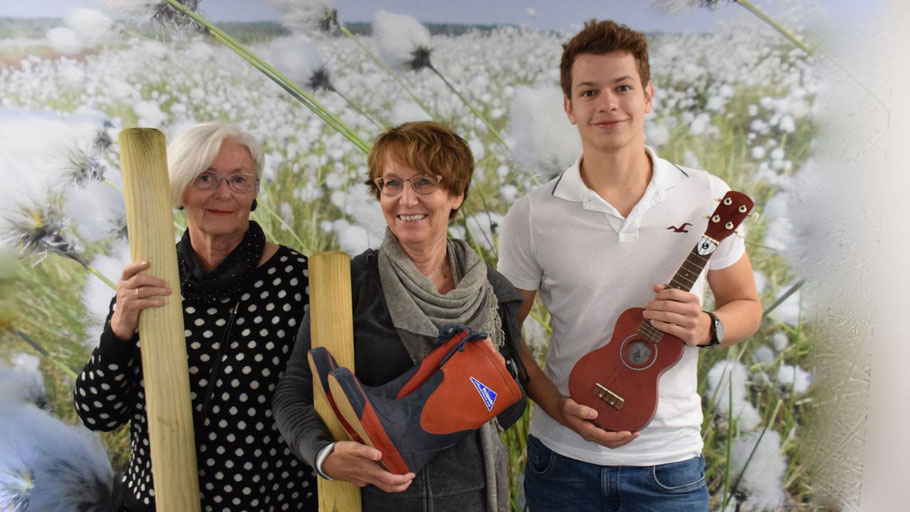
[168,122,265,208]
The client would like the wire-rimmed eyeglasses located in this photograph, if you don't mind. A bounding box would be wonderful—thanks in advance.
[373,174,443,196]
[192,170,259,194]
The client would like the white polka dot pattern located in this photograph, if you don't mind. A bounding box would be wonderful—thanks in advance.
[74,247,315,511]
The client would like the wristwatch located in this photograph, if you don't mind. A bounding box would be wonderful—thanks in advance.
[700,311,724,348]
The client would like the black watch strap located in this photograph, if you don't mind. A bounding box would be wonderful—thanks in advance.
[700,311,722,348]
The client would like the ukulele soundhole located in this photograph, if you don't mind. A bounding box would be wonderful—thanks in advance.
[620,335,658,371]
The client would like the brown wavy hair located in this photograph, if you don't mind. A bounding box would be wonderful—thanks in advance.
[560,19,651,99]
[366,121,474,218]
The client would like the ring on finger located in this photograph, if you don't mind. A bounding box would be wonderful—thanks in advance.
[135,287,141,299]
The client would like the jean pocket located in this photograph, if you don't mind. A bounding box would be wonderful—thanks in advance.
[650,455,706,494]
[525,435,556,476]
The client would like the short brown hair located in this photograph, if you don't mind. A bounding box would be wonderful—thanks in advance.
[366,121,474,218]
[560,19,651,99]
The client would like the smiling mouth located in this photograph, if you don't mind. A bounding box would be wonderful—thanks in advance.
[398,214,427,222]
[593,119,625,128]
[207,209,234,215]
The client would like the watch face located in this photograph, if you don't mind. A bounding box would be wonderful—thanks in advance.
[714,314,725,343]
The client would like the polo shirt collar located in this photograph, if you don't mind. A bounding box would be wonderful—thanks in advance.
[550,146,690,239]
[552,146,685,205]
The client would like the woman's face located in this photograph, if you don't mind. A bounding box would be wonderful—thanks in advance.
[379,156,463,251]
[182,139,258,241]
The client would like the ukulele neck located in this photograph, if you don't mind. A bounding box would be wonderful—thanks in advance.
[635,243,712,342]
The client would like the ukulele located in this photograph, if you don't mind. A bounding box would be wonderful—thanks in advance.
[567,190,755,432]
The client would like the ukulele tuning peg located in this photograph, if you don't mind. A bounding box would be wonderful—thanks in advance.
[750,211,761,222]
[735,231,745,239]
[714,197,721,202]
[703,213,711,220]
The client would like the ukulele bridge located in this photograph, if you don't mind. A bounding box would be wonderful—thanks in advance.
[593,383,624,410]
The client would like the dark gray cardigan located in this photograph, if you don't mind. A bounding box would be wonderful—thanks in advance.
[272,249,526,511]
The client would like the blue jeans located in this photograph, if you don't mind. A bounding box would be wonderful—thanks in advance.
[524,435,709,512]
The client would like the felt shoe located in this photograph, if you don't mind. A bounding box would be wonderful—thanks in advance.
[326,326,523,474]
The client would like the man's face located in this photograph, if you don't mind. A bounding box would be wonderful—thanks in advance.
[563,51,654,154]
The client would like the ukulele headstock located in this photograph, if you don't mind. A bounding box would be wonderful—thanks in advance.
[705,191,754,242]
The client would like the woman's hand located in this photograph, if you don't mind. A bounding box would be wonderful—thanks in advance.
[109,261,172,340]
[558,396,639,449]
[322,441,415,492]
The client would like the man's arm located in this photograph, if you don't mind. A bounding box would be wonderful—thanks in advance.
[643,253,762,347]
[515,288,639,448]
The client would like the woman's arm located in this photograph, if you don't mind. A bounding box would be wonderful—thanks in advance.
[272,310,335,468]
[73,301,141,431]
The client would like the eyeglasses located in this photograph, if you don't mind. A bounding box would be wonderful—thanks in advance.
[373,174,443,196]
[192,170,259,194]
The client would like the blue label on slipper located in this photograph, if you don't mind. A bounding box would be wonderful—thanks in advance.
[470,376,497,411]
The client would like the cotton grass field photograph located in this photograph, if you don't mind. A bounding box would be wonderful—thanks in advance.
[0,0,892,510]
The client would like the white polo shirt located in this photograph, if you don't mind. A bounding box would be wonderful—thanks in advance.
[498,146,745,466]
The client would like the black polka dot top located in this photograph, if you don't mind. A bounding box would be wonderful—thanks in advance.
[74,246,316,512]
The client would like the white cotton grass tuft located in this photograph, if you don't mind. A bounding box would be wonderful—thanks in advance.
[389,99,433,125]
[80,240,130,348]
[768,281,801,326]
[266,0,338,34]
[0,402,116,511]
[777,364,811,394]
[342,183,386,249]
[706,360,762,431]
[64,8,116,48]
[728,430,787,510]
[464,212,504,252]
[267,36,333,91]
[651,0,726,14]
[3,199,85,266]
[508,86,581,178]
[0,360,47,409]
[46,27,82,55]
[102,0,202,32]
[373,9,433,72]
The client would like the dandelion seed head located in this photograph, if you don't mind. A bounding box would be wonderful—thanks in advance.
[266,0,338,34]
[373,9,433,72]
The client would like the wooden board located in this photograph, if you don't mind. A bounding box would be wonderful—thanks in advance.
[119,128,201,512]
[308,251,361,512]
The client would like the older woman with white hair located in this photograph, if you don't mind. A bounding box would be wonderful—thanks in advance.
[74,122,317,512]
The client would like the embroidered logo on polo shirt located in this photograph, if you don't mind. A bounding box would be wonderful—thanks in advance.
[667,222,692,233]
[470,376,497,411]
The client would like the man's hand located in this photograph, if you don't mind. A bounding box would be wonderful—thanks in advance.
[642,284,710,347]
[321,441,415,492]
[559,396,639,448]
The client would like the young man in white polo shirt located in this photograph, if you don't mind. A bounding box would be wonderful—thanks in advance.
[498,19,762,510]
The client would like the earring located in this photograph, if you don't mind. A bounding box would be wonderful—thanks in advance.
[177,205,184,210]
[251,199,258,212]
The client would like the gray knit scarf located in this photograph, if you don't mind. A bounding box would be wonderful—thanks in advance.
[377,229,508,512]
[377,228,497,361]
